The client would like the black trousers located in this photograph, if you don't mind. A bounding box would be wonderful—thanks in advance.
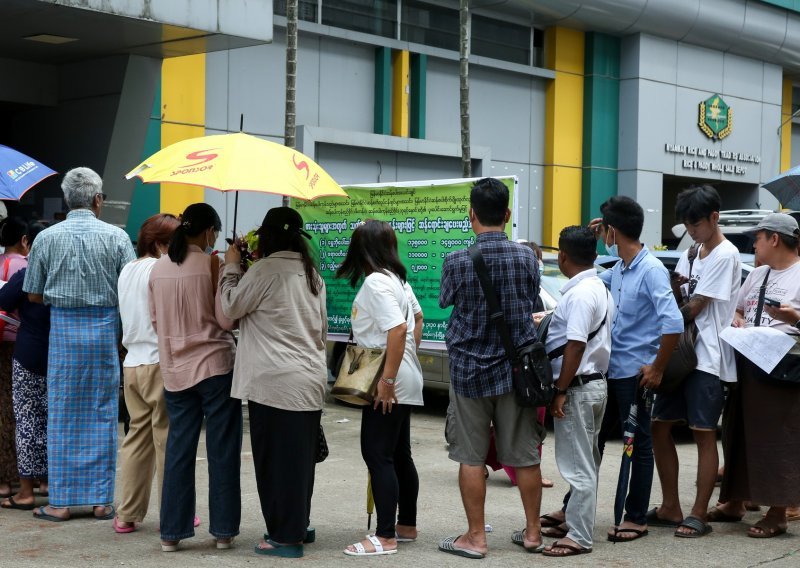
[361,404,419,539]
[249,401,320,544]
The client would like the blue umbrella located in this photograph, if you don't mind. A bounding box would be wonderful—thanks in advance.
[762,165,800,210]
[0,144,57,200]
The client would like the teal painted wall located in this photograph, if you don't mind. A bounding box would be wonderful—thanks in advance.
[582,33,620,224]
[125,79,162,243]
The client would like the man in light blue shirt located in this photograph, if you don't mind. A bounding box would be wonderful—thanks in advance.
[541,196,682,544]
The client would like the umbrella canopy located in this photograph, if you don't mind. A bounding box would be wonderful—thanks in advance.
[125,131,347,201]
[762,165,800,210]
[0,144,57,200]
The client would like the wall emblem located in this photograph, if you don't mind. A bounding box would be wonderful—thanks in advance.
[698,94,732,140]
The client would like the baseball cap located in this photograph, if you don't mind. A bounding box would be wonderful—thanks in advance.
[744,212,800,238]
[261,207,311,239]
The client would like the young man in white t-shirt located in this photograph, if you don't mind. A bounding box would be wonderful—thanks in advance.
[651,185,741,538]
[543,226,613,557]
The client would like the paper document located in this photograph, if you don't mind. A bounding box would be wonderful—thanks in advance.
[719,326,796,374]
[0,313,20,327]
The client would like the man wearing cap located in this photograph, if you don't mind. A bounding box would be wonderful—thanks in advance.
[713,213,800,539]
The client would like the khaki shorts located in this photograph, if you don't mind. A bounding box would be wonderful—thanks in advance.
[445,385,545,467]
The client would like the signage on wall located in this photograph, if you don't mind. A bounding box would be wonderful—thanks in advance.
[665,143,759,175]
[698,94,732,140]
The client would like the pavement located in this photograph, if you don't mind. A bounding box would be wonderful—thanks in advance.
[1,389,798,567]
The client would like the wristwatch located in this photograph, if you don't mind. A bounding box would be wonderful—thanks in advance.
[555,387,568,396]
[381,377,396,386]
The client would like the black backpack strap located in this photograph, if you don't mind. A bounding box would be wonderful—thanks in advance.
[753,268,772,328]
[468,244,518,361]
[547,290,609,360]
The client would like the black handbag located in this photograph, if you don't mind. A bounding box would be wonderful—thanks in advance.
[660,244,700,393]
[316,424,329,463]
[750,268,800,387]
[468,245,554,408]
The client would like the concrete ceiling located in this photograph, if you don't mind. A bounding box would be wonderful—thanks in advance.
[0,0,268,64]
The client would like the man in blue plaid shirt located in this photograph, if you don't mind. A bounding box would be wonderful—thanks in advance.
[437,178,544,559]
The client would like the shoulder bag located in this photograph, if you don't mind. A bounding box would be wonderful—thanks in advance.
[749,268,800,386]
[331,277,409,406]
[659,244,700,393]
[468,245,553,408]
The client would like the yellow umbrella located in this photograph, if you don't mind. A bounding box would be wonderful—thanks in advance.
[125,131,347,232]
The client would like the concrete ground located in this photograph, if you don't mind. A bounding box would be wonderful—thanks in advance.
[1,389,798,568]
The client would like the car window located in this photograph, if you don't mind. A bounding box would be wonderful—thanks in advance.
[540,258,605,305]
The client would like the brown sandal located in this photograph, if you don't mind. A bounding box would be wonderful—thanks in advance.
[542,541,591,557]
[747,519,787,539]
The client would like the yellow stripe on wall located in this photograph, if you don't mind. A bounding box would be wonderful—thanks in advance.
[161,54,206,215]
[392,50,410,137]
[781,77,792,174]
[543,27,584,247]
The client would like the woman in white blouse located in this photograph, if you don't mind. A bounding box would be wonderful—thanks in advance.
[337,220,424,557]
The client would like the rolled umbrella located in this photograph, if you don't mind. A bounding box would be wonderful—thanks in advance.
[367,473,374,530]
[612,379,649,540]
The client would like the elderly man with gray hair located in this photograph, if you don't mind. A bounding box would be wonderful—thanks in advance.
[23,167,135,522]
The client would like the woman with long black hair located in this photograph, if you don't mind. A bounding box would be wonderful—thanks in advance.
[337,220,424,557]
[148,203,241,552]
[220,206,327,559]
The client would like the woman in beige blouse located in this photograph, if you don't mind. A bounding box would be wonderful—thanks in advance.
[148,203,240,553]
[220,206,327,559]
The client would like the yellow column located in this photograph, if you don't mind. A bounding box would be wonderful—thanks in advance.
[781,77,792,173]
[160,54,206,214]
[543,27,584,247]
[391,50,410,137]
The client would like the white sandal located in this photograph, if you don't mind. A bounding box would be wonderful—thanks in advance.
[343,534,398,556]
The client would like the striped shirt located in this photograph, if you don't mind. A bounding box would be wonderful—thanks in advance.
[439,231,540,398]
[23,209,135,308]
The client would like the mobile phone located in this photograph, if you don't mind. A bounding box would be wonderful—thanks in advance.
[764,297,781,307]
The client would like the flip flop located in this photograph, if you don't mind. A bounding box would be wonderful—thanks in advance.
[113,516,137,534]
[541,524,568,538]
[94,505,115,520]
[1,496,36,511]
[255,539,303,558]
[396,532,416,543]
[511,529,544,552]
[438,535,485,559]
[540,513,564,528]
[344,535,397,557]
[264,526,315,544]
[747,520,787,539]
[542,541,592,557]
[707,506,743,523]
[607,528,649,542]
[33,505,69,522]
[674,516,712,538]
[645,507,682,527]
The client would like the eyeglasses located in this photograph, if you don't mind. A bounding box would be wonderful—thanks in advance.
[97,193,108,201]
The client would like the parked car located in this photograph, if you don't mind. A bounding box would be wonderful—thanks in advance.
[596,250,756,285]
[329,252,604,392]
[671,209,800,253]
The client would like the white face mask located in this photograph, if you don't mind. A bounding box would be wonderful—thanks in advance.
[605,227,618,257]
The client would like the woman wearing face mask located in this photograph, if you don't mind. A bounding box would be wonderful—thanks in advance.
[114,213,187,533]
[149,203,241,552]
[0,216,37,502]
[0,220,48,510]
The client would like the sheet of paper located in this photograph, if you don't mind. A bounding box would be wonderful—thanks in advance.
[719,326,796,374]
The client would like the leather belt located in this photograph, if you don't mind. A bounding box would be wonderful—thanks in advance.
[569,372,606,388]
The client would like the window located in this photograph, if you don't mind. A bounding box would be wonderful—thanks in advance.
[322,0,398,39]
[401,1,459,51]
[273,0,318,22]
[472,15,531,65]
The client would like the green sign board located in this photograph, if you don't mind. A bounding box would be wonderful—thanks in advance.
[698,94,732,140]
[292,177,517,347]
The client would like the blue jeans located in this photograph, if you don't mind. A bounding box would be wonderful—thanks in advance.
[562,376,653,526]
[160,372,242,541]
